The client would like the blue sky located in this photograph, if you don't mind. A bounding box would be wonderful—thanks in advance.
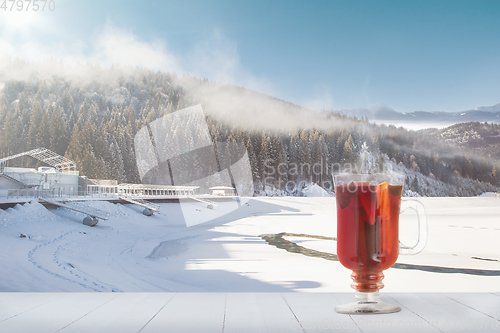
[1,0,499,112]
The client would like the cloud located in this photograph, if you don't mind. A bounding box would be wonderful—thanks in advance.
[0,22,180,69]
[0,39,15,56]
[0,22,273,95]
[187,29,239,83]
[185,29,275,95]
[92,25,181,72]
[300,88,335,111]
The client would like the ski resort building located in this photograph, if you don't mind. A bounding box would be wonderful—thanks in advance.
[87,183,199,197]
[0,149,80,197]
[0,148,201,200]
[209,186,236,196]
[0,166,80,197]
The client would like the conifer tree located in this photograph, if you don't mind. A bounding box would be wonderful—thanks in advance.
[50,104,69,155]
[109,141,126,183]
[37,106,52,149]
[27,100,43,149]
[343,134,355,165]
[246,138,260,185]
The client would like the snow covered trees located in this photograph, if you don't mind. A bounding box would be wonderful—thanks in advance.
[0,61,498,196]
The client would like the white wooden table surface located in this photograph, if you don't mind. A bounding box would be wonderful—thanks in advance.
[1,292,499,333]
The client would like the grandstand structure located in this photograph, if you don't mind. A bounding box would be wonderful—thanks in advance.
[0,148,80,197]
[87,183,199,197]
[1,148,200,201]
[0,148,77,174]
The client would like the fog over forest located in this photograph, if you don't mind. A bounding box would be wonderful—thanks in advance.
[1,59,499,196]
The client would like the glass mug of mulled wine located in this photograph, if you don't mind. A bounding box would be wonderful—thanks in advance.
[334,173,427,314]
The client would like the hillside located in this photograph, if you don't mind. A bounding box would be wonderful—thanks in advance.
[0,59,499,196]
[422,122,500,169]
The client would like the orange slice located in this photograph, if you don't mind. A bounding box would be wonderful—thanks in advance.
[376,182,391,223]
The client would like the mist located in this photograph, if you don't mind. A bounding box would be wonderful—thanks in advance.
[179,77,345,132]
[0,23,347,133]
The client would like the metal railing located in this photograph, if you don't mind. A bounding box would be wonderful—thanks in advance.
[3,188,67,199]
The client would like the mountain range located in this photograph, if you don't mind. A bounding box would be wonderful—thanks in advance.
[335,103,500,128]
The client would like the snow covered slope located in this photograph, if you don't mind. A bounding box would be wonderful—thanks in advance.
[1,197,499,292]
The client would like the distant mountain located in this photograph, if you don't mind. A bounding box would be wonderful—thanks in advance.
[334,104,407,120]
[335,103,500,127]
[476,103,500,112]
[386,110,500,123]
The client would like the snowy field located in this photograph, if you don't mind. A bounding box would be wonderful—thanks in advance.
[1,196,499,293]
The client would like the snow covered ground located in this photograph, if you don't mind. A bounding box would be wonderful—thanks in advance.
[1,197,499,293]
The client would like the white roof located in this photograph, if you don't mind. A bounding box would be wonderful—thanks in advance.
[3,167,38,173]
[209,186,235,190]
[38,167,62,174]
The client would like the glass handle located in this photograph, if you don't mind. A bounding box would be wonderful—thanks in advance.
[399,199,428,255]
